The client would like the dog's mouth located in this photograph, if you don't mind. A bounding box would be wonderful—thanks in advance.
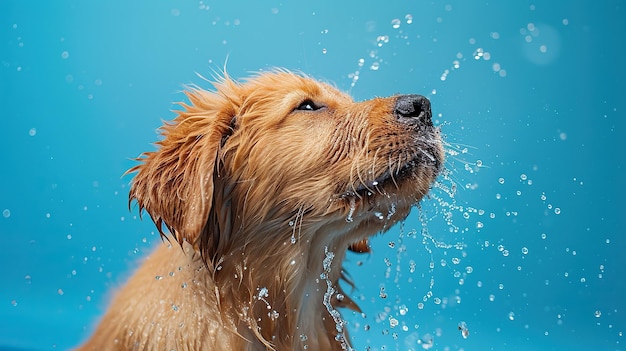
[353,155,441,196]
[352,138,443,198]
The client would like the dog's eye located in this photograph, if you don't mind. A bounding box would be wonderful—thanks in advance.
[295,100,322,111]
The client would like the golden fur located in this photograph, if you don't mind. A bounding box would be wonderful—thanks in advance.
[76,71,443,350]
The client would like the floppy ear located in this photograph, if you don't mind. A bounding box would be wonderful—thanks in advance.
[128,86,237,248]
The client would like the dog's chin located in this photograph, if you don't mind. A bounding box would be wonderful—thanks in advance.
[343,148,443,254]
[354,148,443,200]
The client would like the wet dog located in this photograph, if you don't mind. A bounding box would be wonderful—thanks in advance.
[76,71,443,350]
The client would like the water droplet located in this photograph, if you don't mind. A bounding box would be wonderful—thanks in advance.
[391,19,401,29]
[409,260,416,273]
[594,310,601,318]
[521,247,529,254]
[376,35,389,47]
[405,14,413,24]
[473,48,484,60]
[370,62,380,71]
[346,197,356,222]
[28,128,37,136]
[269,310,280,320]
[2,209,10,218]
[508,311,515,320]
[155,275,163,280]
[458,321,470,339]
[498,177,505,184]
[554,208,561,215]
[258,287,269,299]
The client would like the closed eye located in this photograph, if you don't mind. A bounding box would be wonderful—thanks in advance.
[295,99,324,111]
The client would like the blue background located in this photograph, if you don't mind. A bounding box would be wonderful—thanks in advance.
[1,1,624,350]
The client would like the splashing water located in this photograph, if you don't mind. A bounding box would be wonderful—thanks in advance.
[256,287,272,311]
[458,321,470,339]
[346,197,356,223]
[253,287,280,321]
[321,247,351,350]
[345,146,568,349]
[387,202,397,220]
[290,205,305,244]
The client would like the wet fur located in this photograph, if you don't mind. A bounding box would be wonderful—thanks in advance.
[76,71,443,350]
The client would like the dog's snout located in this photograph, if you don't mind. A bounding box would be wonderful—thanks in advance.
[394,94,432,126]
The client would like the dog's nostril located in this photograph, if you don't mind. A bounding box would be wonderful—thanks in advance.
[394,94,432,126]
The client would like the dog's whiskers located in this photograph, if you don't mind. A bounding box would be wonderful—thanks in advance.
[418,147,436,163]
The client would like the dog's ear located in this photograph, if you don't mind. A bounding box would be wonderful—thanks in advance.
[128,85,237,248]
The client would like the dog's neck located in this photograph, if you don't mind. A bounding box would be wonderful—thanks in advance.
[204,222,356,351]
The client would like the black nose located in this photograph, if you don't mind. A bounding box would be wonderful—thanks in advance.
[394,94,432,126]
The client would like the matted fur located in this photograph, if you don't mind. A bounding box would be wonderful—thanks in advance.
[76,71,443,350]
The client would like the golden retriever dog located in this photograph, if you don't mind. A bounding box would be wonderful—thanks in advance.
[76,70,443,350]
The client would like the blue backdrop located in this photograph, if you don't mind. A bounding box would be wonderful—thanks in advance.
[1,1,624,350]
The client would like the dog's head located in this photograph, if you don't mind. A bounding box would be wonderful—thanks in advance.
[129,70,443,272]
